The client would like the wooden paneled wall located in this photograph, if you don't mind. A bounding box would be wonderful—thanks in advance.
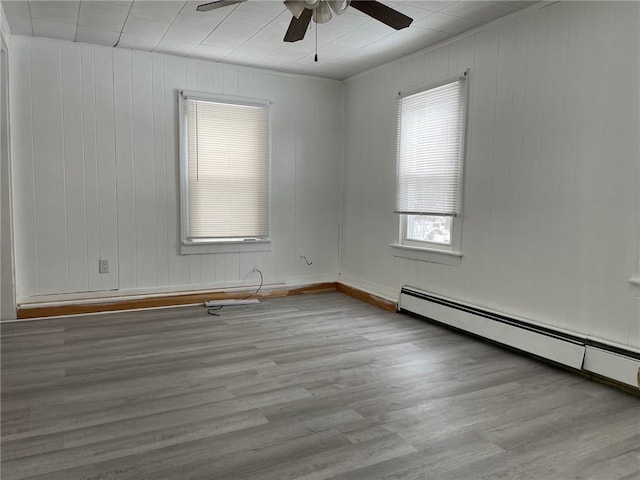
[341,2,640,349]
[8,2,640,352]
[10,37,343,302]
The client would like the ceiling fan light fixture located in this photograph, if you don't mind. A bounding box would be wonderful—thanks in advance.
[313,1,332,23]
[304,0,321,9]
[284,0,306,18]
[329,0,350,15]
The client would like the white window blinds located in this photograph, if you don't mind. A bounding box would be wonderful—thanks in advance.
[395,77,466,216]
[185,97,269,241]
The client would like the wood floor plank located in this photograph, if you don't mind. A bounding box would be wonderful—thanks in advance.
[1,410,269,479]
[232,433,417,480]
[1,292,638,480]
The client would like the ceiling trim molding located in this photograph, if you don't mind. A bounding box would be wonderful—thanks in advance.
[14,33,345,84]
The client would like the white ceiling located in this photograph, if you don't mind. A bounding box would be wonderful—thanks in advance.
[2,0,535,79]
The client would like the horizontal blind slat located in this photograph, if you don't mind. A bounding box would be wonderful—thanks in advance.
[186,98,270,239]
[396,79,465,216]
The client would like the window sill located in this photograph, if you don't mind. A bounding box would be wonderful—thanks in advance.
[181,240,271,255]
[390,243,462,266]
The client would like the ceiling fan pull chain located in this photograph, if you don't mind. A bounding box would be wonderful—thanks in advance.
[314,21,318,62]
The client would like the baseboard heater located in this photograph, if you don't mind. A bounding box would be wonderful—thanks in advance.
[399,286,640,390]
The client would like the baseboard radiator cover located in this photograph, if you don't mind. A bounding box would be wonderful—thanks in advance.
[399,286,640,390]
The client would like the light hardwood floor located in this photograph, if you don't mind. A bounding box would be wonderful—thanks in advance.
[1,292,639,480]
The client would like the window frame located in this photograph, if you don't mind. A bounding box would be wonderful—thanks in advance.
[178,90,272,255]
[401,214,457,249]
[391,73,469,265]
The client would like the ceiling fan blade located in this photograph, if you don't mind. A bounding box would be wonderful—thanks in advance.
[283,8,312,42]
[196,0,246,12]
[350,1,412,30]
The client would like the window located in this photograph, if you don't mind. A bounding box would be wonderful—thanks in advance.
[179,92,271,254]
[393,74,468,262]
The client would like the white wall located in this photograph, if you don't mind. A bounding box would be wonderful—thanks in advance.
[0,2,15,319]
[10,36,343,302]
[7,2,640,351]
[341,1,640,349]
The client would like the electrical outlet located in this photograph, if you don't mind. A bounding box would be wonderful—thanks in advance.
[99,259,110,274]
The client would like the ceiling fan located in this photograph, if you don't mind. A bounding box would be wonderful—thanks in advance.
[196,0,413,43]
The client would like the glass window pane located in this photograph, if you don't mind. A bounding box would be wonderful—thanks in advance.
[406,215,451,245]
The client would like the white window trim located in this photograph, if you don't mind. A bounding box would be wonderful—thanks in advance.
[390,243,462,266]
[181,240,271,255]
[393,72,469,263]
[178,90,273,255]
[400,214,462,252]
[392,213,463,265]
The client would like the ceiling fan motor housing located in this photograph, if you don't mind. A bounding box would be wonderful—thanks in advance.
[285,0,350,20]
[197,0,413,44]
